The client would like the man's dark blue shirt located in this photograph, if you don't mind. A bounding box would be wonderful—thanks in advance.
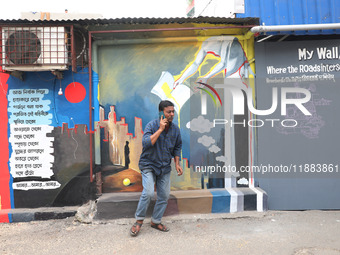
[139,119,182,176]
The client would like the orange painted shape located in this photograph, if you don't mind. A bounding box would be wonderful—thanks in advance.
[171,190,213,214]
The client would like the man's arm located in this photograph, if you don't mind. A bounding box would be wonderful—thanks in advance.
[143,116,168,148]
[173,129,183,176]
[149,116,167,145]
[174,156,183,176]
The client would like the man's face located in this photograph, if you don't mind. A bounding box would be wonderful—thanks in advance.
[163,106,175,123]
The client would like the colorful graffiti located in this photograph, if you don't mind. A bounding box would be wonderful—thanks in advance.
[0,68,91,221]
[1,30,257,222]
[99,106,144,192]
[97,35,255,191]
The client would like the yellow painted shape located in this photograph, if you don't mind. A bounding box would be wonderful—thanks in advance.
[173,42,226,82]
[198,54,222,79]
[161,82,179,108]
[174,34,255,84]
[97,82,100,101]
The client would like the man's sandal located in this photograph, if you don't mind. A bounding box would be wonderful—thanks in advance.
[151,223,170,232]
[130,222,143,237]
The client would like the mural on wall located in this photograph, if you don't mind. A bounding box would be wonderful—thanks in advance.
[99,106,144,192]
[0,67,91,221]
[8,88,59,190]
[97,35,255,192]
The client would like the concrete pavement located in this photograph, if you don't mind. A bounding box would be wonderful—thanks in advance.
[1,210,340,255]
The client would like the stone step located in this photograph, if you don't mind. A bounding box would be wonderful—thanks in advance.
[0,206,78,223]
[95,187,267,220]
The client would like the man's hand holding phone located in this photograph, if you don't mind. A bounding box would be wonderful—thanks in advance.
[159,113,168,131]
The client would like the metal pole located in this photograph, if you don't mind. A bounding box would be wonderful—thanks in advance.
[89,31,93,182]
[251,23,340,33]
[89,25,256,35]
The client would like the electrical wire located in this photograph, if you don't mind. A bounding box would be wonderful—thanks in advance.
[76,30,87,60]
[70,117,78,160]
[52,78,59,124]
[198,0,214,16]
[71,68,76,87]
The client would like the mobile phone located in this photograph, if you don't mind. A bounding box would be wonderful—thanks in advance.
[159,111,165,119]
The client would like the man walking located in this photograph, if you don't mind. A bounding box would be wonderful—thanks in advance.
[130,100,183,236]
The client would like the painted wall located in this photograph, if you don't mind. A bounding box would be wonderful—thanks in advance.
[0,67,91,222]
[0,25,259,222]
[95,33,256,193]
[255,39,340,209]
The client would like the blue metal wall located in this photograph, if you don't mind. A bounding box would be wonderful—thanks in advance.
[237,0,340,35]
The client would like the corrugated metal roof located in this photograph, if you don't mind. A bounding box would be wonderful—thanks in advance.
[0,16,259,26]
[237,0,340,35]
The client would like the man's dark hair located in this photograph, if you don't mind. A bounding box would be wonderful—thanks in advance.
[159,100,174,112]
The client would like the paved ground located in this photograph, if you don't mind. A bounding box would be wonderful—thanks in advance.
[1,210,340,255]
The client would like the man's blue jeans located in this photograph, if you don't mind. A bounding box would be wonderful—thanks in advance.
[135,169,171,224]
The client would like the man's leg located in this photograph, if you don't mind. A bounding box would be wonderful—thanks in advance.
[151,171,171,226]
[131,169,155,236]
[135,169,155,220]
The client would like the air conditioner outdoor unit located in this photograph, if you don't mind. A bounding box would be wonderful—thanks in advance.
[2,27,69,71]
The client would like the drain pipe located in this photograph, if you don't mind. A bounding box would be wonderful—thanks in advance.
[251,23,340,33]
